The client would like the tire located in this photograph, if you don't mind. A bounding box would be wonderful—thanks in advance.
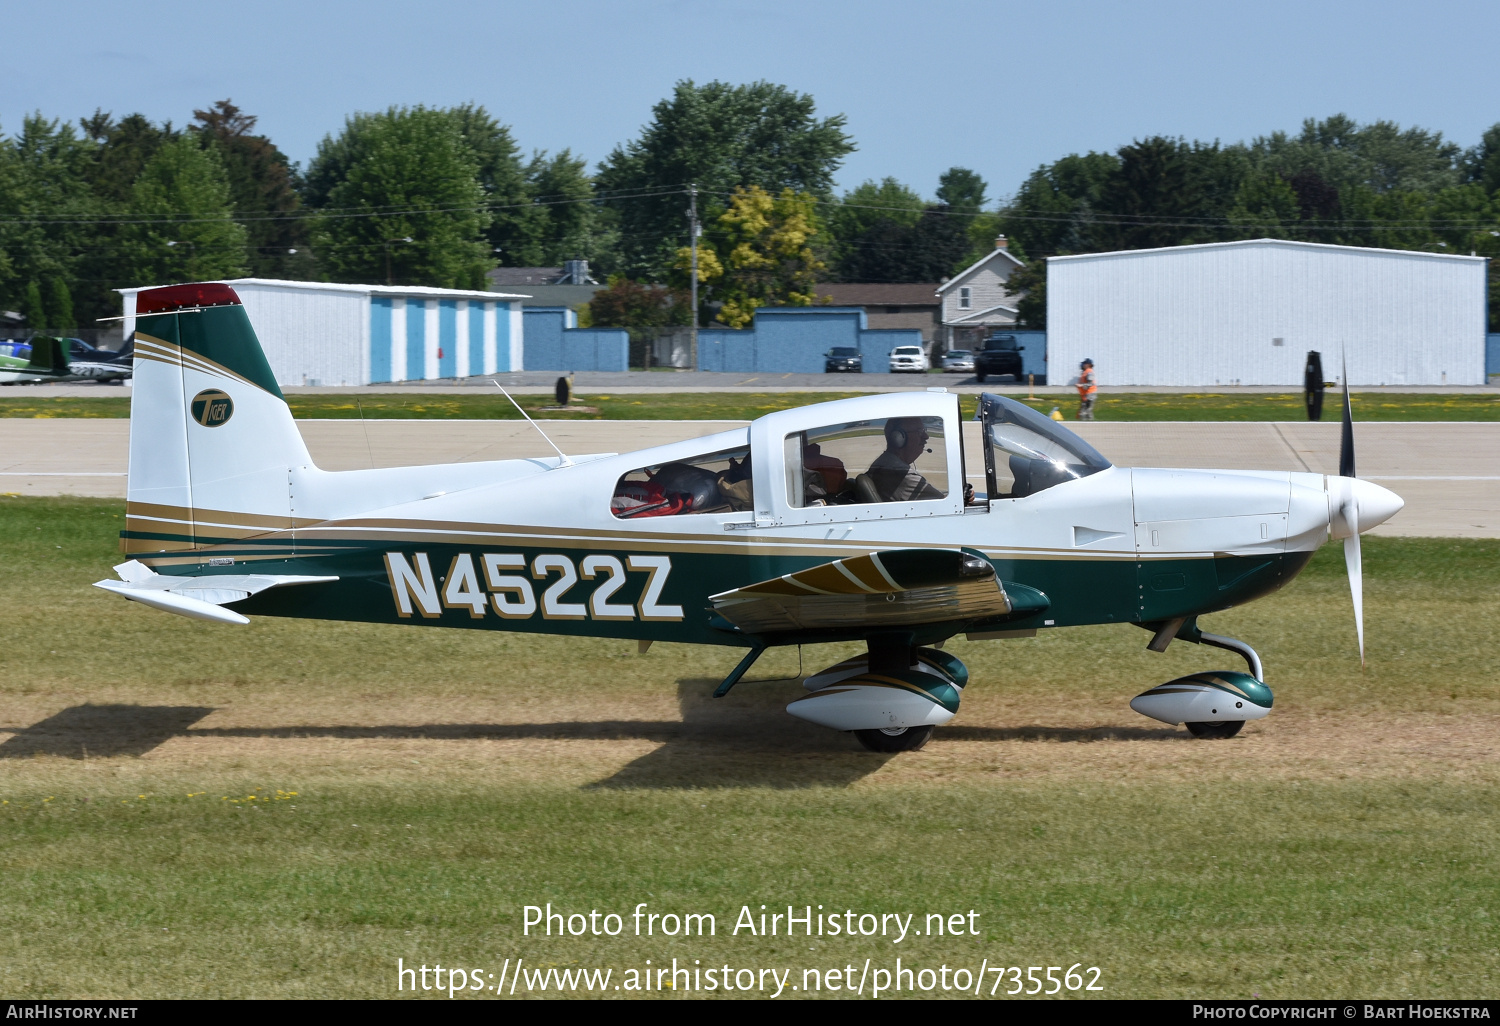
[975,372,987,383]
[1185,720,1244,740]
[854,725,934,752]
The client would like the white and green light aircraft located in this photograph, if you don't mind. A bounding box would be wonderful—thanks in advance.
[94,282,1402,751]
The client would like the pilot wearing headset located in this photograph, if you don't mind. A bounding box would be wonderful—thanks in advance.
[866,417,947,502]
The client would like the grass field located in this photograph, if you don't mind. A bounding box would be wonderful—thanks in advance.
[1,496,1496,999]
[2,390,1499,422]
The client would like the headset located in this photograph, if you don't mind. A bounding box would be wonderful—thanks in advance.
[885,419,932,453]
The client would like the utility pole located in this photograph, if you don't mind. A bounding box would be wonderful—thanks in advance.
[688,184,699,371]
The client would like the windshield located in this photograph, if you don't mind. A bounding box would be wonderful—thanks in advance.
[978,393,1110,498]
[829,347,859,356]
[984,336,1017,350]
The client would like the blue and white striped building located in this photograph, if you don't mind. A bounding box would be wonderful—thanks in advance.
[120,279,528,387]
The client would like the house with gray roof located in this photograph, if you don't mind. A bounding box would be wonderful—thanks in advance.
[936,236,1025,348]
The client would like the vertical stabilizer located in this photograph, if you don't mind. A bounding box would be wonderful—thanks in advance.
[124,282,312,555]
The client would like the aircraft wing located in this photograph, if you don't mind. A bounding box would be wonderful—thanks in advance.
[709,548,1014,635]
[94,560,337,624]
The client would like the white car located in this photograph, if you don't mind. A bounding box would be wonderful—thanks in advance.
[888,345,930,374]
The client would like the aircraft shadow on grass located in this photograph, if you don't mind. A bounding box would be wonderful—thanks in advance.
[0,686,1187,785]
[0,704,216,760]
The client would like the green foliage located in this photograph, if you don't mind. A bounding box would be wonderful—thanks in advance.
[117,135,248,286]
[19,280,44,327]
[1464,123,1500,195]
[508,149,615,269]
[78,112,175,206]
[310,106,491,289]
[0,115,101,323]
[829,169,991,282]
[191,100,310,280]
[999,114,1494,263]
[596,80,854,278]
[42,277,73,330]
[676,185,828,328]
[1000,151,1120,258]
[1006,259,1047,328]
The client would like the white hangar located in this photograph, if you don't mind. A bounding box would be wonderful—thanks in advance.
[120,278,529,387]
[1046,239,1489,386]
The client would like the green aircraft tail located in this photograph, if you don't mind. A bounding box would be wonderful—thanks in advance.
[25,336,69,375]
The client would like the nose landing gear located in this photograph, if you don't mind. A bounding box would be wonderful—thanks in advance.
[1133,619,1273,738]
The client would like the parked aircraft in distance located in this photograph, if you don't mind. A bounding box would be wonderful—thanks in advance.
[0,336,133,385]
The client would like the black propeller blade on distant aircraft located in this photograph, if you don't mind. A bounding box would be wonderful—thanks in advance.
[1338,350,1363,664]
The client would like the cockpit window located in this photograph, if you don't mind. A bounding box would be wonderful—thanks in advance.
[611,446,753,518]
[784,417,948,507]
[979,393,1110,499]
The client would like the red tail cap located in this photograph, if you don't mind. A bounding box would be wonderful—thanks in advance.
[136,282,242,316]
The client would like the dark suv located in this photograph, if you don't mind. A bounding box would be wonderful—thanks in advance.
[974,334,1025,383]
[824,346,863,373]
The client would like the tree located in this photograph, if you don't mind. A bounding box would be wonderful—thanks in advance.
[80,112,176,206]
[826,177,923,280]
[445,104,531,265]
[310,107,491,288]
[906,205,974,280]
[938,166,1002,265]
[1227,171,1301,236]
[43,276,74,329]
[1247,114,1463,201]
[596,80,855,277]
[677,185,827,328]
[1004,259,1046,328]
[999,151,1119,258]
[0,115,105,324]
[192,100,310,279]
[1092,137,1214,251]
[587,276,689,328]
[1462,123,1500,196]
[117,135,249,286]
[508,149,615,269]
[827,172,984,282]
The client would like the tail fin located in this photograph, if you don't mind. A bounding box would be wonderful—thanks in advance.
[26,336,69,375]
[124,282,311,555]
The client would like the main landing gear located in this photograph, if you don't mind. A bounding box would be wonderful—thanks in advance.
[855,724,935,753]
[781,634,968,753]
[1132,619,1274,739]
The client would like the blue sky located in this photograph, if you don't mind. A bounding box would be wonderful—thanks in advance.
[7,0,1497,202]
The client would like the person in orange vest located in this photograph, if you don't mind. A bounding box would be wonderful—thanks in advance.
[1076,358,1097,420]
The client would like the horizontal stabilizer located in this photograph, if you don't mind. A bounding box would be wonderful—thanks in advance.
[710,548,1008,635]
[94,560,338,624]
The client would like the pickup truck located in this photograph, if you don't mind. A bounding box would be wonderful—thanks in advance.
[974,334,1025,383]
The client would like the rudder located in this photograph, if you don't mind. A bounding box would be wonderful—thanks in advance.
[124,282,311,555]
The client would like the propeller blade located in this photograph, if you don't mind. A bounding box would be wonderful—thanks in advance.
[1343,513,1364,666]
[1339,350,1356,478]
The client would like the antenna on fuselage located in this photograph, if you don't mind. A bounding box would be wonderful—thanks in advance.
[492,379,574,468]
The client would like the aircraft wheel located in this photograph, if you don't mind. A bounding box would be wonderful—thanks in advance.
[854,725,933,752]
[1185,720,1244,740]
